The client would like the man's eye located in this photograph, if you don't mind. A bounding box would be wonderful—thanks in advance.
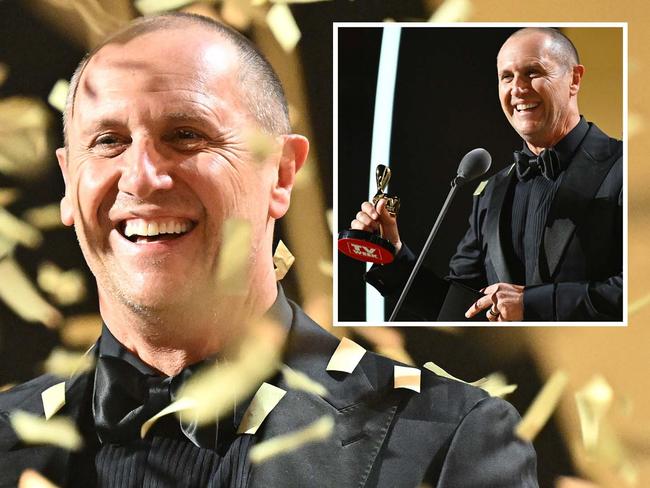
[175,129,202,140]
[501,74,513,82]
[95,134,121,146]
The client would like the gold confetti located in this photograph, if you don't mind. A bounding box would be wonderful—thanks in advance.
[515,370,568,442]
[249,415,334,464]
[18,469,60,488]
[141,397,197,439]
[243,127,278,163]
[0,257,62,328]
[22,203,64,230]
[47,80,69,113]
[0,97,52,180]
[221,0,254,31]
[273,240,295,281]
[41,382,66,420]
[317,259,332,278]
[281,365,328,397]
[0,207,43,248]
[628,112,644,139]
[42,348,95,378]
[555,477,601,488]
[575,375,614,451]
[0,63,8,87]
[355,327,413,365]
[0,234,15,260]
[474,372,517,398]
[393,365,421,393]
[10,410,82,451]
[60,314,102,348]
[428,0,473,22]
[326,337,366,373]
[269,0,333,3]
[0,187,20,207]
[237,382,286,434]
[423,360,473,383]
[423,361,516,397]
[176,317,285,425]
[266,4,301,53]
[629,292,650,316]
[135,0,199,14]
[215,218,252,294]
[325,209,332,234]
[37,261,86,306]
[69,0,127,40]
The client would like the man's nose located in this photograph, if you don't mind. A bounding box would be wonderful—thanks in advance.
[511,74,530,96]
[118,139,173,198]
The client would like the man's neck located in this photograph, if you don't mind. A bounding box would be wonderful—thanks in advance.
[98,272,278,376]
[525,112,581,155]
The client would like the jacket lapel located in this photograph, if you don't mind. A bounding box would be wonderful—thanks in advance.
[249,306,399,487]
[543,124,621,277]
[485,166,516,283]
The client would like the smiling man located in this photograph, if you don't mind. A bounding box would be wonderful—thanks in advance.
[1,15,538,487]
[359,27,623,322]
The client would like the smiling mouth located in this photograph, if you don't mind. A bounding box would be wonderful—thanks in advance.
[117,218,196,243]
[515,103,540,112]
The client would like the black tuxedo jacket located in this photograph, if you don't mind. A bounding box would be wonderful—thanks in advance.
[367,122,622,321]
[0,303,538,487]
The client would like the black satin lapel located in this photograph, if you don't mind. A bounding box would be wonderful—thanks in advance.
[485,168,515,283]
[544,145,619,277]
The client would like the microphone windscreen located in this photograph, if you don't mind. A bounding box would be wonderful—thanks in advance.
[457,148,492,182]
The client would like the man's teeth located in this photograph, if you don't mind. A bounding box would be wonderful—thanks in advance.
[516,103,539,111]
[124,220,190,238]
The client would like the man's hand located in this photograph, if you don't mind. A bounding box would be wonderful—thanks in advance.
[465,283,525,321]
[350,199,402,253]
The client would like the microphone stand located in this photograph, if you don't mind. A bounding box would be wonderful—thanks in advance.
[388,176,467,322]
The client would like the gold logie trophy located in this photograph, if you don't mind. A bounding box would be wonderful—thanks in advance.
[338,164,400,264]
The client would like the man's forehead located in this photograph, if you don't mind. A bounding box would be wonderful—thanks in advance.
[497,32,554,69]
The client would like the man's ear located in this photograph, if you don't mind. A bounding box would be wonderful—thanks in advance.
[56,147,75,226]
[570,64,585,96]
[269,134,309,220]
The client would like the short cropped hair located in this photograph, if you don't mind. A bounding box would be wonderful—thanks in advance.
[507,27,580,71]
[63,13,290,145]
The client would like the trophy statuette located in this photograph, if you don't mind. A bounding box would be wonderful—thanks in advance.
[338,164,400,264]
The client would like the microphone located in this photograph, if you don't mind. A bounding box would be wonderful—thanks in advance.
[388,148,492,321]
[453,148,492,186]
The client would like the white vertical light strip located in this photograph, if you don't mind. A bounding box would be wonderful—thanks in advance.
[366,26,402,323]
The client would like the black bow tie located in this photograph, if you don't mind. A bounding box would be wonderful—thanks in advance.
[514,148,564,181]
[93,355,222,448]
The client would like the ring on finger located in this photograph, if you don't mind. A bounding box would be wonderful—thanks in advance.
[488,306,500,318]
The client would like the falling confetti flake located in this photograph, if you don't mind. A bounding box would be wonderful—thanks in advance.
[515,370,568,442]
[10,410,82,451]
[266,4,301,52]
[47,80,69,113]
[428,0,473,22]
[274,240,295,280]
[215,218,252,294]
[249,415,334,464]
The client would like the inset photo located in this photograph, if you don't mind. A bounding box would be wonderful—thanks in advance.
[334,23,626,325]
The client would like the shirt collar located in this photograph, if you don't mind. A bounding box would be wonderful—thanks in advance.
[521,115,590,162]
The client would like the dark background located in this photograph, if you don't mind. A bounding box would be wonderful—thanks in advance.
[337,27,523,321]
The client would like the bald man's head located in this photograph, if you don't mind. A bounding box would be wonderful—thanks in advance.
[63,13,290,146]
[502,27,580,73]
